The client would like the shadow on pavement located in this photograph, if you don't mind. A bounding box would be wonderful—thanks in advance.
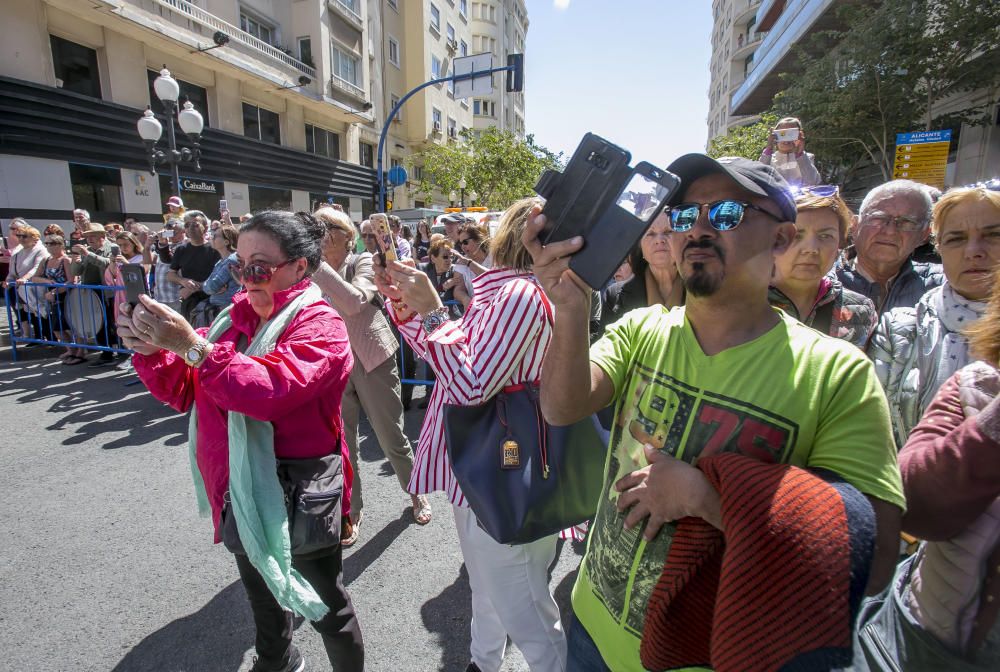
[0,360,187,450]
[421,564,473,672]
[110,580,254,672]
[343,511,411,585]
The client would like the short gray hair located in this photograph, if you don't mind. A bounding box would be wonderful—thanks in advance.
[183,210,208,227]
[859,179,933,227]
[73,208,90,219]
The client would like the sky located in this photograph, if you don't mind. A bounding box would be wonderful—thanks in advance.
[524,1,712,166]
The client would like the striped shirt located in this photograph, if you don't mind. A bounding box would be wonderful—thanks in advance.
[391,267,551,506]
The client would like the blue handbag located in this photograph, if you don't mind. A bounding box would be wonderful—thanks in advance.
[444,381,607,544]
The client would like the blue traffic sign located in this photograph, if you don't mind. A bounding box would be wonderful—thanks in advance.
[895,129,952,145]
[387,165,408,186]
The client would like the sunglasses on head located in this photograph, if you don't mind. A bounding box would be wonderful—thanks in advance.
[792,184,840,198]
[229,258,296,284]
[669,200,783,232]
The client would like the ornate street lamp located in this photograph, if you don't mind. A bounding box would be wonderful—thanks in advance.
[458,177,467,208]
[136,66,205,198]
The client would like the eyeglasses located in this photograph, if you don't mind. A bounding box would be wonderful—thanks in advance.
[15,234,30,240]
[459,238,476,246]
[439,254,453,260]
[793,184,840,198]
[859,211,925,233]
[669,200,783,232]
[44,240,63,246]
[229,258,296,284]
[361,233,377,240]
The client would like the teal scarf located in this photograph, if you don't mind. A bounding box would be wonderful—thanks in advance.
[188,284,330,620]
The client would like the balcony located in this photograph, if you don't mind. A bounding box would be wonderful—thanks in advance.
[152,0,316,78]
[733,30,766,61]
[734,0,762,25]
[330,74,366,102]
[328,0,364,32]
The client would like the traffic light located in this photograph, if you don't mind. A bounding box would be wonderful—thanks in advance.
[506,53,523,93]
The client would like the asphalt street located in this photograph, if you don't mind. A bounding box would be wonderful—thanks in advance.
[0,343,586,672]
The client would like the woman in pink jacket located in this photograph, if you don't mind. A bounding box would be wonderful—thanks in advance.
[117,210,363,672]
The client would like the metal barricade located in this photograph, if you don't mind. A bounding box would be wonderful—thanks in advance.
[395,300,460,387]
[4,281,129,362]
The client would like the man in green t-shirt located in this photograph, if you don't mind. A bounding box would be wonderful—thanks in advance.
[523,155,905,672]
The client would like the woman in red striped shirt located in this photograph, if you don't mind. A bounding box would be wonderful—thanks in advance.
[376,197,567,672]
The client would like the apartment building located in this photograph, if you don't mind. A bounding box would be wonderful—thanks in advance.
[706,0,764,145]
[378,0,475,209]
[0,0,394,227]
[727,0,999,185]
[469,0,527,138]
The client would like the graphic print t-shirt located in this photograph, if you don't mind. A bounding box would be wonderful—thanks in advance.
[572,305,906,672]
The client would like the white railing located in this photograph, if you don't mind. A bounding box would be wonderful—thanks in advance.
[153,0,316,78]
[330,74,366,100]
[329,0,364,30]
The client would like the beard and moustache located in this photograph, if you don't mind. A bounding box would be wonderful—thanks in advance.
[679,239,726,297]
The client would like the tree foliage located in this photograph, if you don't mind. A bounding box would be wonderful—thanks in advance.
[773,0,1000,185]
[406,127,563,210]
[707,113,779,160]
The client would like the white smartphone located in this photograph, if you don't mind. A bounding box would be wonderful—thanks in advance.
[774,127,800,143]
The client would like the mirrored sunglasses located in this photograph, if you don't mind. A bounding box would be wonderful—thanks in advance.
[669,200,782,232]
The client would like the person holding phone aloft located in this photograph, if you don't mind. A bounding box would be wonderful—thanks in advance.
[759,116,821,187]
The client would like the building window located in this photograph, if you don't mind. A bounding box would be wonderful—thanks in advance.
[243,103,281,145]
[359,141,374,168]
[431,55,442,79]
[69,163,121,217]
[447,117,457,139]
[459,39,468,57]
[430,3,441,32]
[146,69,209,127]
[240,12,274,45]
[432,107,442,132]
[447,23,456,45]
[337,0,360,13]
[298,37,313,67]
[390,93,402,120]
[50,35,101,99]
[249,186,292,212]
[332,45,361,86]
[473,99,481,115]
[388,36,400,67]
[447,64,455,95]
[460,0,468,17]
[305,124,340,159]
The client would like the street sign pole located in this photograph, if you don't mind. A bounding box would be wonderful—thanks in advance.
[375,55,523,212]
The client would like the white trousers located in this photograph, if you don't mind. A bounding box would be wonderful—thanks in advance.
[453,504,567,672]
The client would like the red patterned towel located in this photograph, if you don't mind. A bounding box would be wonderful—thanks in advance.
[640,453,875,672]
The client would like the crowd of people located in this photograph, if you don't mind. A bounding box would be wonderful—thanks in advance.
[4,118,1000,671]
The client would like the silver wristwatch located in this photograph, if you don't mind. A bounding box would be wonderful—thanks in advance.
[183,337,211,367]
[421,306,450,335]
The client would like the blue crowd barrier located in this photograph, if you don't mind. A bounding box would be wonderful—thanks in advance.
[4,281,129,362]
[395,300,461,387]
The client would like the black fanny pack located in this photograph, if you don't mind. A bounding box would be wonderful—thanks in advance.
[221,452,344,557]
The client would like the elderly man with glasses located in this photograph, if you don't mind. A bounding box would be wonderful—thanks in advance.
[69,223,119,366]
[836,180,944,315]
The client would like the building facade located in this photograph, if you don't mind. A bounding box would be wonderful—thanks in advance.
[469,0,527,139]
[0,0,528,230]
[706,0,764,145]
[726,0,1000,186]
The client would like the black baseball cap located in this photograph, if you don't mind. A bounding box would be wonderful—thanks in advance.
[666,154,797,223]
